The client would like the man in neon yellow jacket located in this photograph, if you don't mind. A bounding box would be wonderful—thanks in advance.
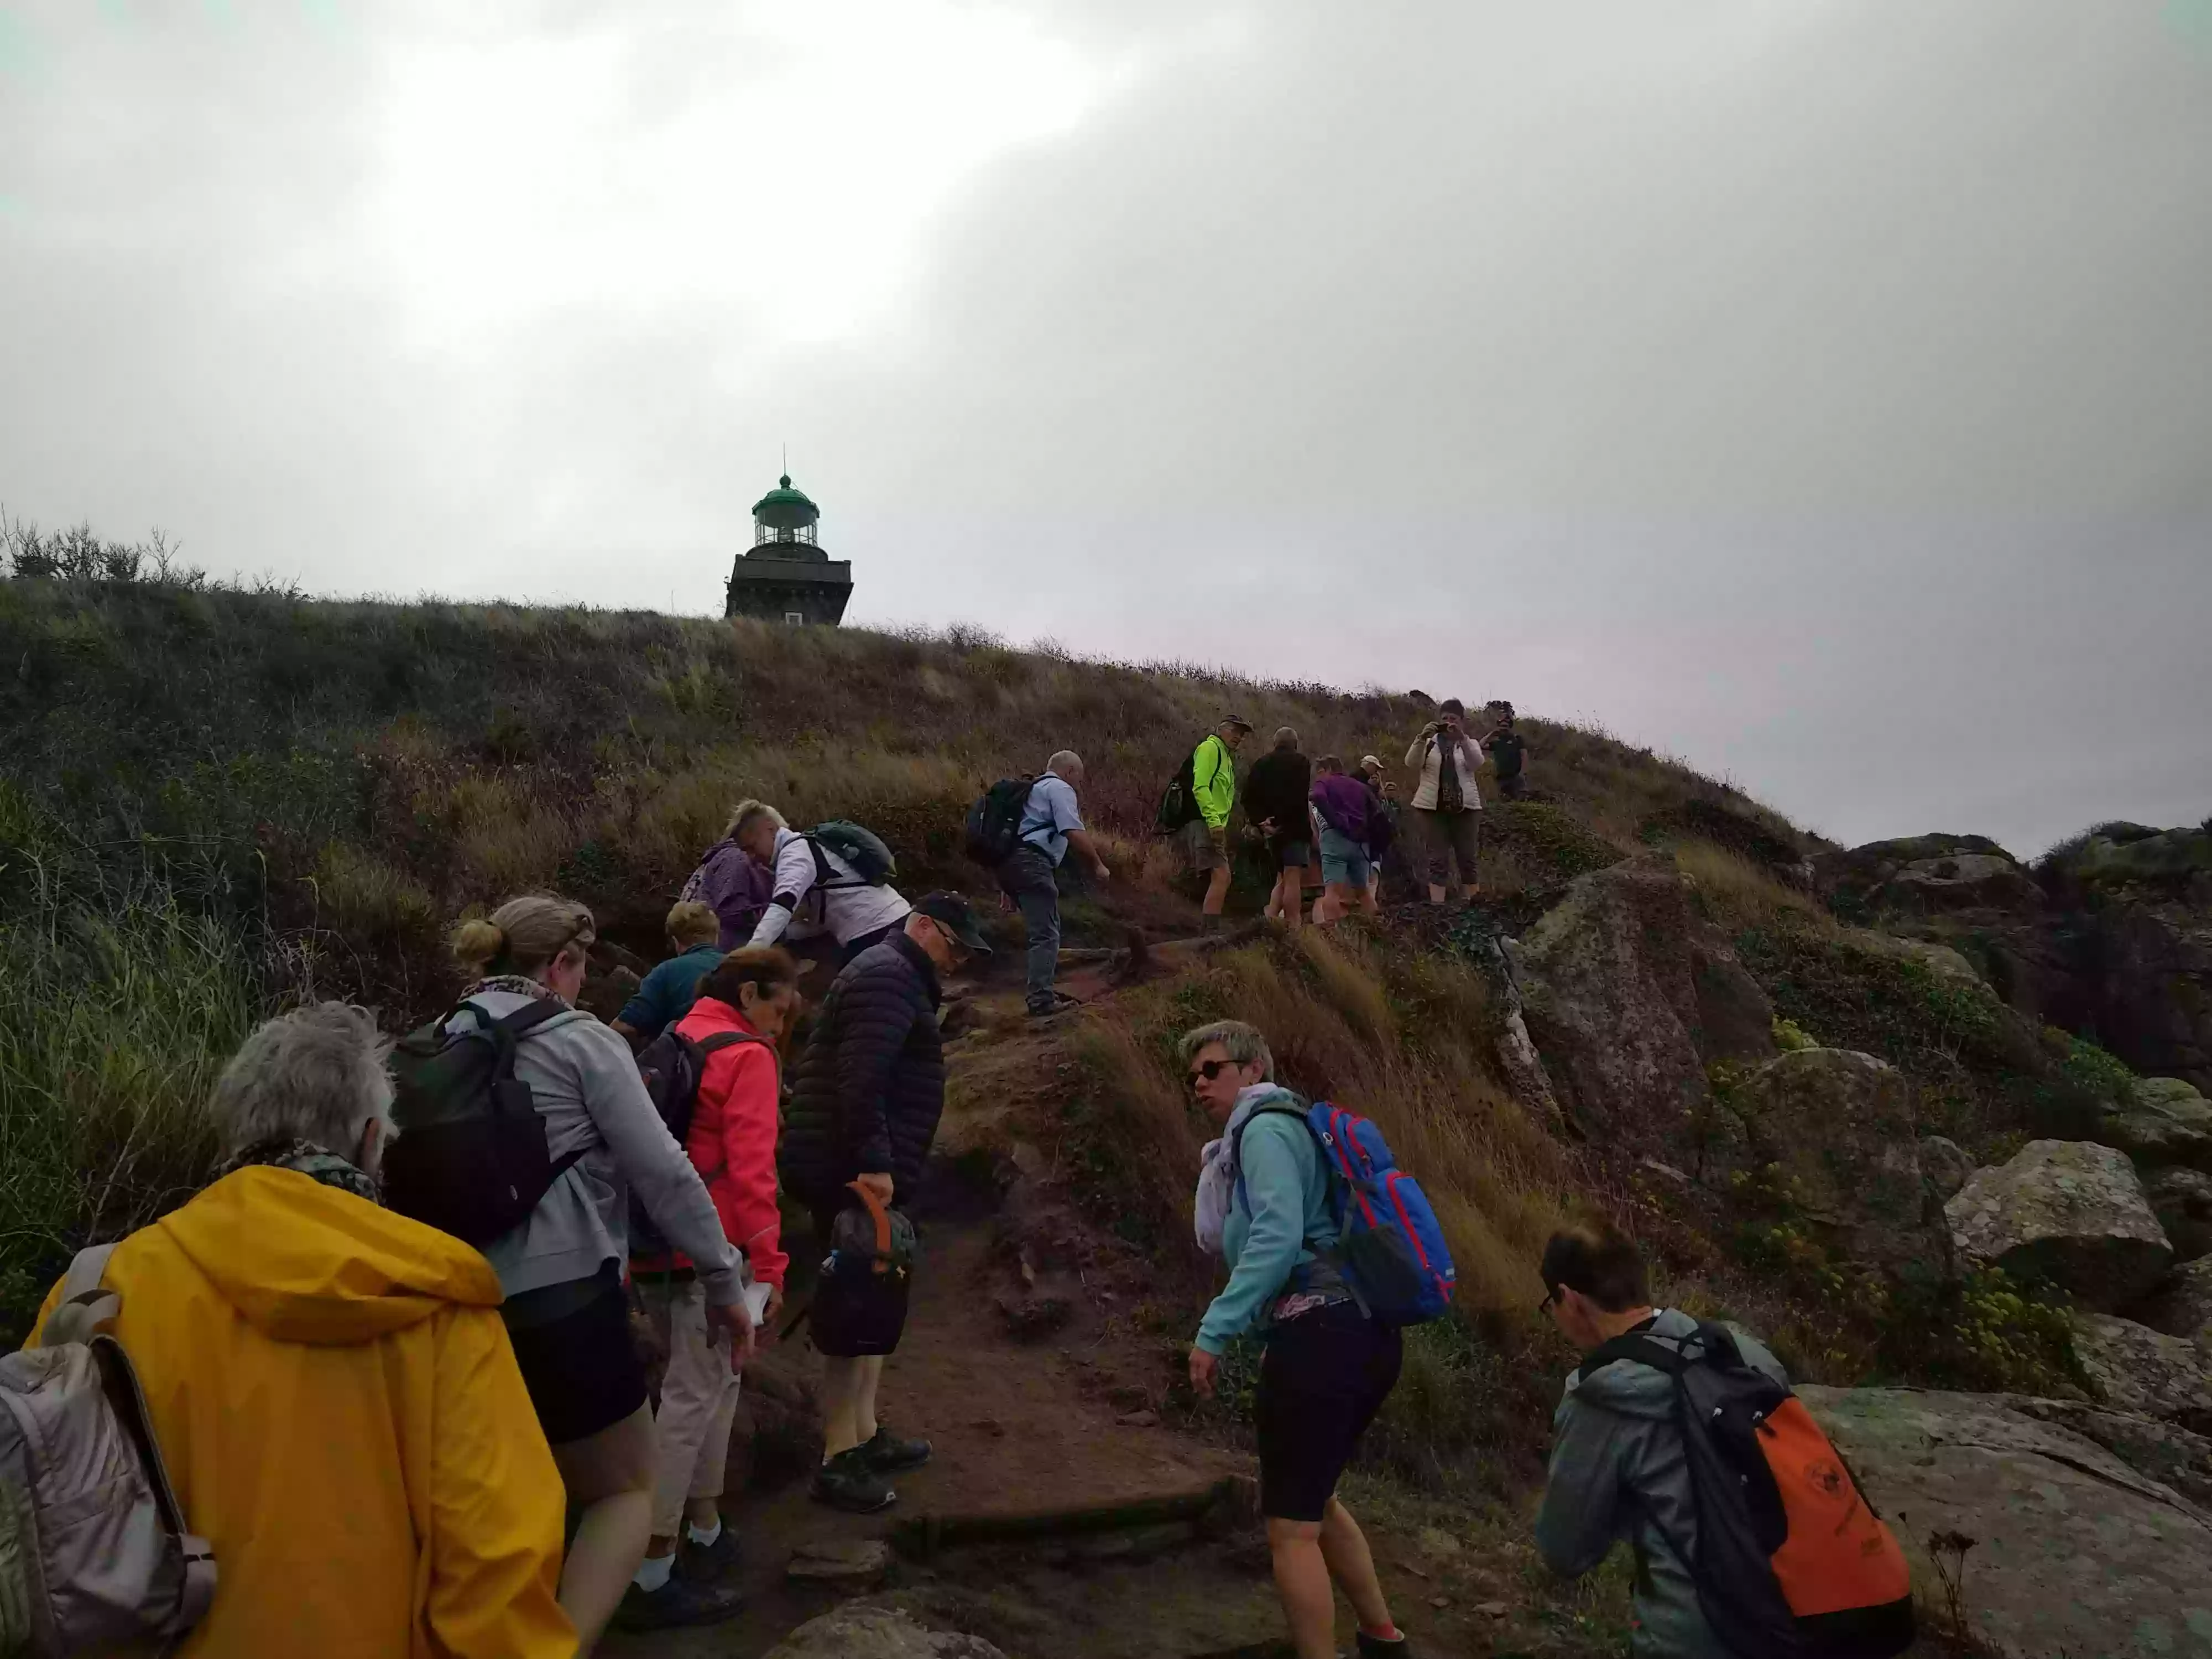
[1182,713,1251,917]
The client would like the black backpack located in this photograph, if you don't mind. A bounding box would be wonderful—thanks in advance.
[629,1027,768,1258]
[384,1000,575,1245]
[964,775,1036,866]
[804,821,897,888]
[1575,1322,1914,1658]
[1155,749,1201,834]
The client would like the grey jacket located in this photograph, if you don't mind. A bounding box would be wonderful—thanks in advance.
[1534,1309,1789,1659]
[450,993,747,1307]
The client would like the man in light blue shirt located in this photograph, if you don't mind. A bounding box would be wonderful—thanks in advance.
[996,750,1112,1018]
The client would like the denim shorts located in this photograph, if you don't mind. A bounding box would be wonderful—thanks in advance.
[1318,826,1371,888]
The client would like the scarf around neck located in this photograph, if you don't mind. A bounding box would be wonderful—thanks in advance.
[216,1137,382,1205]
[1434,730,1465,813]
[463,973,572,1008]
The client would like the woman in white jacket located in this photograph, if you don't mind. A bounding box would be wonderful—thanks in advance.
[1401,698,1485,905]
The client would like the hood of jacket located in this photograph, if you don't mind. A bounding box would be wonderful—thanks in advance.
[1562,1307,1707,1422]
[159,1164,505,1346]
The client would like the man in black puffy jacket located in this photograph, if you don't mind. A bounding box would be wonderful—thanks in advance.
[782,891,990,1512]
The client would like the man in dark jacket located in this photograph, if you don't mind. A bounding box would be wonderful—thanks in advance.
[1243,727,1312,931]
[782,891,990,1513]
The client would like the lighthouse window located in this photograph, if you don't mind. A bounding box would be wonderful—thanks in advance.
[784,611,805,625]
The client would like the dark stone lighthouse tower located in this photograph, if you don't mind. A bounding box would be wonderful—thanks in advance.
[723,474,853,625]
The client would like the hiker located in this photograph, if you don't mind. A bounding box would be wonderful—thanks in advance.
[1182,1020,1412,1659]
[1244,727,1313,931]
[1535,1220,1914,1659]
[997,750,1112,1018]
[612,899,725,1047]
[1402,698,1485,904]
[735,799,914,963]
[1310,755,1383,924]
[20,1003,575,1657]
[621,946,801,1631]
[1183,714,1251,918]
[782,893,989,1512]
[1481,702,1531,801]
[448,896,758,1651]
[680,810,776,947]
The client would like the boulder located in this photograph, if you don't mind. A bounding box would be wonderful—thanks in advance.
[2097,1077,2212,1173]
[1920,1135,1977,1202]
[1712,1049,1948,1278]
[2142,1259,2212,1340]
[1945,1140,2173,1311]
[2150,1169,2212,1263]
[1799,1385,2212,1658]
[2074,895,2212,1093]
[1811,834,2036,919]
[1509,855,1774,1144]
[2071,826,2212,888]
[2073,1313,2212,1434]
[2010,1397,2212,1510]
[762,1606,1008,1659]
[2139,1077,2212,1129]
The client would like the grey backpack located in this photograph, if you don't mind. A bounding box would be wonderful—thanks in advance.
[0,1245,217,1656]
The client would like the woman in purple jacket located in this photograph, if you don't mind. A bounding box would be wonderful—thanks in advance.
[1309,756,1383,925]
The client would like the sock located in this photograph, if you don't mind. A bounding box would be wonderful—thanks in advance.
[633,1553,675,1594]
[686,1516,722,1550]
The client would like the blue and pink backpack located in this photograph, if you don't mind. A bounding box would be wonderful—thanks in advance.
[1233,1096,1456,1325]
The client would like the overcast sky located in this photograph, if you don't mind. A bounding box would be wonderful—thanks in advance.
[3,2,2207,854]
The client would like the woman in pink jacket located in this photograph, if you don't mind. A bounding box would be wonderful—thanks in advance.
[620,946,797,1631]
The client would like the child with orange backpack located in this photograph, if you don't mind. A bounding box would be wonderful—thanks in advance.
[1535,1220,1914,1658]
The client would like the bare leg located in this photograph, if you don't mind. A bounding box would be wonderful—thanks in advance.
[1319,1498,1395,1635]
[821,1356,865,1458]
[1280,868,1302,931]
[855,1354,884,1443]
[1267,1519,1338,1659]
[1203,864,1231,916]
[551,1404,659,1653]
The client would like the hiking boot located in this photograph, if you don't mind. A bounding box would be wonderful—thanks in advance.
[859,1422,933,1472]
[1025,990,1081,1019]
[811,1447,897,1513]
[612,1574,746,1632]
[676,1523,741,1583]
[1354,1631,1411,1657]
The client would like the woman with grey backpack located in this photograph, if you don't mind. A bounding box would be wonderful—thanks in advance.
[409,895,760,1651]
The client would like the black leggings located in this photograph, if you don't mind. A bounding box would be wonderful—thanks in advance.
[1254,1302,1403,1522]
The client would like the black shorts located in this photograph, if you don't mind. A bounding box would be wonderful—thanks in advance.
[1269,837,1312,872]
[1255,1302,1404,1522]
[501,1265,649,1446]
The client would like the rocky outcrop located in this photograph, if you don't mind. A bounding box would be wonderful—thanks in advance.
[2143,1259,2212,1339]
[2148,1168,2212,1262]
[2073,1313,2212,1434]
[1799,1385,2212,1659]
[1919,1135,1976,1201]
[1710,1048,1948,1278]
[762,1606,1008,1658]
[1812,834,2040,919]
[1945,1140,2173,1311]
[1507,855,1773,1144]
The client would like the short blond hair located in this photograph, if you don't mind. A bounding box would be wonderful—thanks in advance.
[724,799,785,841]
[665,900,719,948]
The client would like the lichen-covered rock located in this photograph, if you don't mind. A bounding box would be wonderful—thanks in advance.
[1509,855,1773,1144]
[1919,1135,1977,1202]
[2142,1258,2212,1340]
[1714,1048,1948,1277]
[1799,1384,2212,1658]
[2010,1397,2212,1510]
[2100,1108,2212,1173]
[2151,1169,2212,1262]
[2137,1077,2212,1130]
[1945,1140,2173,1311]
[2074,1313,2212,1434]
[761,1606,1007,1658]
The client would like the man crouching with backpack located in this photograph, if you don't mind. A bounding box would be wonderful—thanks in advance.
[1182,1019,1414,1659]
[1536,1221,1914,1659]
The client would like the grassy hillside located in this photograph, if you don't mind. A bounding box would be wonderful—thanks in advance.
[0,568,1804,1345]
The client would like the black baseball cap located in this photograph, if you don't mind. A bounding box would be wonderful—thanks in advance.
[914,891,992,955]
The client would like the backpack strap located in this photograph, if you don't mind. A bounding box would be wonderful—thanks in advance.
[41,1242,121,1348]
[1573,1318,1674,1384]
[456,997,588,1187]
[696,1031,768,1057]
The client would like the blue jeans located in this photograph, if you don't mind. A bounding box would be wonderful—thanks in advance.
[997,844,1061,1010]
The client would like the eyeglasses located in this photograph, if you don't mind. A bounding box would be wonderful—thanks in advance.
[1539,1287,1559,1316]
[1187,1058,1233,1088]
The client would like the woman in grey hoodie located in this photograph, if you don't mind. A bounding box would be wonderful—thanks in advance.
[447,896,756,1652]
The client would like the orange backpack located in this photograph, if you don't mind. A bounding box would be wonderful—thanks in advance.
[1577,1321,1914,1657]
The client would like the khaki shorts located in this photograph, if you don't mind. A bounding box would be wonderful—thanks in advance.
[1182,817,1229,873]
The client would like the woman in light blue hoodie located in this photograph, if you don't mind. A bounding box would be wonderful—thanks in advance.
[1183,1019,1413,1659]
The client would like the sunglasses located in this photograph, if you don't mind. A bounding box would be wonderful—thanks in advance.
[1187,1058,1235,1088]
